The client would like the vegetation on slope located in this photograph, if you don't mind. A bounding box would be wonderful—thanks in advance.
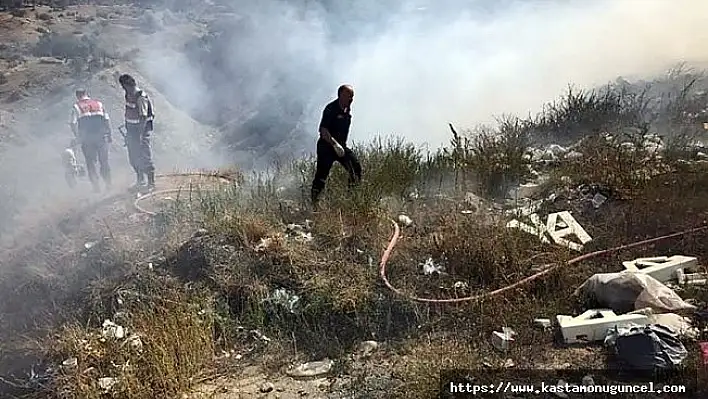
[1,66,708,398]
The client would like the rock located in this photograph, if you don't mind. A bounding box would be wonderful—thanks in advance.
[260,382,275,393]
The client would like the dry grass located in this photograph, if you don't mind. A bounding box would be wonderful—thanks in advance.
[2,66,708,398]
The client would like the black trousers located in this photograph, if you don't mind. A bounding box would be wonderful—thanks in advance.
[311,138,362,204]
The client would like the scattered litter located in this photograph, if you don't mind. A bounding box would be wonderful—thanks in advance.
[508,182,540,199]
[62,357,78,370]
[556,309,648,344]
[453,281,468,289]
[534,318,552,329]
[250,329,270,343]
[676,269,708,285]
[260,382,275,393]
[575,272,697,314]
[628,308,698,339]
[286,359,333,378]
[421,257,444,275]
[193,228,208,237]
[124,334,144,352]
[591,193,607,209]
[604,324,688,369]
[622,255,697,283]
[98,377,118,392]
[397,214,413,227]
[101,320,126,340]
[502,358,515,368]
[255,237,275,252]
[565,150,583,160]
[357,340,379,357]
[649,314,698,340]
[84,241,97,250]
[263,288,301,314]
[507,210,592,251]
[491,327,516,351]
[285,223,313,242]
[582,375,595,386]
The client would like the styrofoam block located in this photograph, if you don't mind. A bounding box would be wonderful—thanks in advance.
[546,211,592,251]
[491,331,514,351]
[506,214,551,244]
[622,255,698,283]
[507,211,592,252]
[556,309,649,344]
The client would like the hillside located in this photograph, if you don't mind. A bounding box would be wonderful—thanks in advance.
[1,2,708,399]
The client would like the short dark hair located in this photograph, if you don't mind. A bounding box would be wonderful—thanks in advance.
[119,74,136,87]
[75,88,87,97]
[338,84,353,96]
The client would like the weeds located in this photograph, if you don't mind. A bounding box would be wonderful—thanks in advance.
[3,66,708,398]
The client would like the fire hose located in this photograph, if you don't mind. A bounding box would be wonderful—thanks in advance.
[131,174,708,302]
[379,220,708,304]
[133,172,239,216]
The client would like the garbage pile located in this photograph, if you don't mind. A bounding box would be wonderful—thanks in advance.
[493,254,707,375]
[255,220,314,252]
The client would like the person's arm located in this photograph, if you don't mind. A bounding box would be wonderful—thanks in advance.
[69,106,78,137]
[136,94,149,133]
[103,109,112,142]
[318,105,341,147]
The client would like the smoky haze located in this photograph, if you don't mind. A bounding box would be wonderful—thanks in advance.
[1,0,707,242]
[137,0,708,159]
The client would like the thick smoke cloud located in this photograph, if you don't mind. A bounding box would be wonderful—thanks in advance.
[138,0,708,161]
[2,0,708,242]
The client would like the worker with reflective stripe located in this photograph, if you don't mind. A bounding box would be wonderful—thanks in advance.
[69,88,112,192]
[119,74,155,192]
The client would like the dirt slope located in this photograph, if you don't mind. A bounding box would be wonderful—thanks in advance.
[0,4,221,245]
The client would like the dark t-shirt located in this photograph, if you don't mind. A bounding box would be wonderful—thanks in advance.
[319,99,351,146]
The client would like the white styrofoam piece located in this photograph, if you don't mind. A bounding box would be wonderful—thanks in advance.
[676,269,708,285]
[491,331,514,351]
[506,214,551,244]
[507,211,592,252]
[556,309,649,344]
[546,211,592,251]
[622,255,698,283]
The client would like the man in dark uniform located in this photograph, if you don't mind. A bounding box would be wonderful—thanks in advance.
[310,84,362,209]
[69,89,112,192]
[118,74,156,192]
